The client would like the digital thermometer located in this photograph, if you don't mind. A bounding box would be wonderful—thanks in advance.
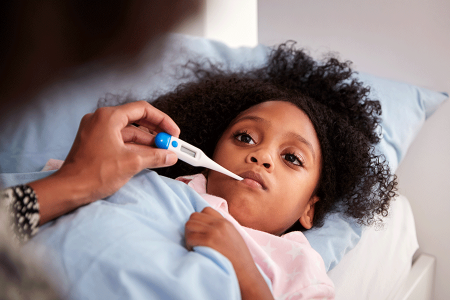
[155,132,243,181]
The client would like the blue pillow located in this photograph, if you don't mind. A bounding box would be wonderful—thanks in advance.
[0,34,447,272]
[358,72,448,172]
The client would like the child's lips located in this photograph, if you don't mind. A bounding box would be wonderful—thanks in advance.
[242,178,264,189]
[239,171,267,190]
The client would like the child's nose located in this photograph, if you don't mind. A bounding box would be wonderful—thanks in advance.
[247,151,274,171]
[250,157,271,169]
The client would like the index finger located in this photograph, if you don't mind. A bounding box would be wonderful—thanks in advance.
[113,101,180,137]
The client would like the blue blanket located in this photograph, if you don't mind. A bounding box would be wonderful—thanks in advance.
[22,171,249,300]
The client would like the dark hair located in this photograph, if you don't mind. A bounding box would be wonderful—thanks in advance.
[151,42,397,231]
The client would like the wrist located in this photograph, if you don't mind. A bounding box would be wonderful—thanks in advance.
[234,263,274,300]
[29,168,97,225]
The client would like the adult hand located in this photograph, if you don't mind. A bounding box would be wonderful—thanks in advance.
[29,101,180,224]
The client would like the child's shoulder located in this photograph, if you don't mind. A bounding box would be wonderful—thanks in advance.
[281,230,309,244]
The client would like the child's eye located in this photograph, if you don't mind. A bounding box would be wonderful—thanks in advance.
[282,153,303,167]
[234,132,255,145]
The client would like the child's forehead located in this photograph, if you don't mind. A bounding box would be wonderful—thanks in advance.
[244,100,300,112]
[231,101,307,126]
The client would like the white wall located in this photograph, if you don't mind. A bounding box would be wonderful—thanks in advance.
[258,1,450,299]
[174,0,258,47]
[258,0,450,93]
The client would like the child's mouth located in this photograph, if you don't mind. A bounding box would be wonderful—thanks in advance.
[239,171,267,190]
[242,178,264,189]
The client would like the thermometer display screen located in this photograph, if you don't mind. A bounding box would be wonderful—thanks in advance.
[180,146,196,158]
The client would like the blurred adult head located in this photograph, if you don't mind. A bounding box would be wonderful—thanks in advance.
[0,0,202,110]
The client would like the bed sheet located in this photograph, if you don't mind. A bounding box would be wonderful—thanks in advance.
[327,194,419,299]
[17,170,254,300]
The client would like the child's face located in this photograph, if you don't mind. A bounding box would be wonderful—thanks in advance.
[206,101,322,235]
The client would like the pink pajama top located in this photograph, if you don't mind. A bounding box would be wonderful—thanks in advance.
[177,174,335,300]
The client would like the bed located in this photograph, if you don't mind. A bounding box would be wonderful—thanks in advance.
[1,5,448,296]
[254,2,450,299]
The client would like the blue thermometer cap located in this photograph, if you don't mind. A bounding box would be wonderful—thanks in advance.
[155,132,171,149]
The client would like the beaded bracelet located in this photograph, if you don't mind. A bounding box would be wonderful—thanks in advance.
[0,185,40,241]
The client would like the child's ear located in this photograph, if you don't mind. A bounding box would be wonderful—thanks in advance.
[299,196,319,230]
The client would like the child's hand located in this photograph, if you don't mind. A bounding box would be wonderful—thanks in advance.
[185,207,254,270]
[185,207,274,300]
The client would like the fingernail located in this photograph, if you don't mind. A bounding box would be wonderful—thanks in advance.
[165,153,177,165]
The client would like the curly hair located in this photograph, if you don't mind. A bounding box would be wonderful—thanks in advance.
[150,42,397,231]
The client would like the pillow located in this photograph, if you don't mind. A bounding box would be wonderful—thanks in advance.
[0,34,270,174]
[0,34,447,271]
[358,72,448,172]
[327,194,419,299]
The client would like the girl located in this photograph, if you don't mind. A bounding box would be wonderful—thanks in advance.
[145,43,397,299]
[178,100,332,299]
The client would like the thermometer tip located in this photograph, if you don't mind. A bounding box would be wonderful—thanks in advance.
[233,174,244,181]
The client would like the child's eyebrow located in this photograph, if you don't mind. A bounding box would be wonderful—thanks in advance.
[284,132,316,161]
[229,115,267,127]
[230,115,316,161]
